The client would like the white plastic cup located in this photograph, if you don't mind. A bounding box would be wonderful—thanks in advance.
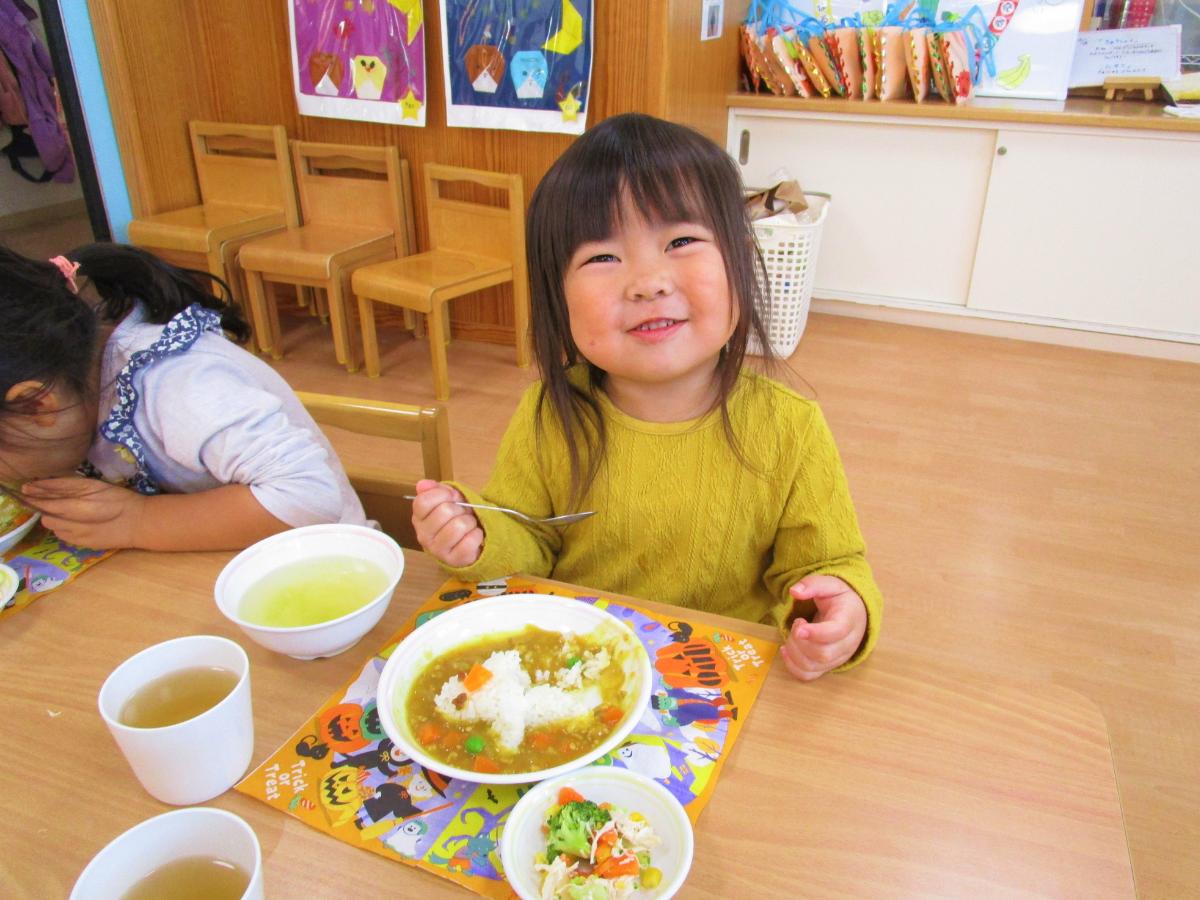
[69,807,264,899]
[98,635,254,805]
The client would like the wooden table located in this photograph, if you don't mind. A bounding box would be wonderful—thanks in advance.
[0,550,1135,898]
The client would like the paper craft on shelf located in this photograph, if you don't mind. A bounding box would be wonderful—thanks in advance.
[1068,25,1183,88]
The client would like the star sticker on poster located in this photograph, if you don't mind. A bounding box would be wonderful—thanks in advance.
[399,87,422,120]
[558,90,581,121]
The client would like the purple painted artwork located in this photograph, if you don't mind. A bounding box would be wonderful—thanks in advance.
[289,0,427,126]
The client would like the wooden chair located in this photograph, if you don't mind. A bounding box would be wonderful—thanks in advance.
[127,122,299,320]
[352,164,529,399]
[239,142,415,372]
[296,392,452,550]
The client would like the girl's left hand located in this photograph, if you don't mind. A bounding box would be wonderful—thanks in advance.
[22,477,146,550]
[781,575,867,682]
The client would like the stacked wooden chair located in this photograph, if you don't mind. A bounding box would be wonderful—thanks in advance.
[127,121,299,324]
[351,164,528,399]
[239,142,414,372]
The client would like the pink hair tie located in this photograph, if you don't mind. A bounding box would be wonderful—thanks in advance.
[49,255,81,294]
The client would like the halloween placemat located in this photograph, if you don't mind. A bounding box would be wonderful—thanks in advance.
[237,575,778,898]
[1,527,118,621]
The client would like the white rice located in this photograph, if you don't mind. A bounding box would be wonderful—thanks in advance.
[433,646,605,753]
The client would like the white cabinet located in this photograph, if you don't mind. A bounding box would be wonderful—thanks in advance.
[969,129,1200,336]
[728,107,1200,342]
[730,111,995,307]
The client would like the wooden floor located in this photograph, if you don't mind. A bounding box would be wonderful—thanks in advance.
[267,308,1199,899]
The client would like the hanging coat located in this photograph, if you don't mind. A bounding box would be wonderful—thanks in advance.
[0,0,75,183]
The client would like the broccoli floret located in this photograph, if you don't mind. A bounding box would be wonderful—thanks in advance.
[545,800,611,862]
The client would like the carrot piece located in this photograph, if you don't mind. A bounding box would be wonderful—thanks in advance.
[529,731,554,749]
[597,829,618,847]
[441,729,466,748]
[599,705,624,725]
[417,723,442,746]
[557,786,586,805]
[595,854,640,879]
[462,663,493,693]
[472,755,500,774]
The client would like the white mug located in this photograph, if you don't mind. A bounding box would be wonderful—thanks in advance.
[98,635,254,805]
[70,806,264,899]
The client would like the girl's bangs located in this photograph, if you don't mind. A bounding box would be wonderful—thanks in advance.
[557,138,717,258]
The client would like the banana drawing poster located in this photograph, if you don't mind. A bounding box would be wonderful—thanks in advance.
[439,0,594,133]
[288,0,427,126]
[938,0,1086,100]
[236,575,776,897]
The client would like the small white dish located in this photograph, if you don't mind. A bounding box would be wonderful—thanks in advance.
[214,524,404,660]
[377,593,652,784]
[500,767,694,900]
[0,510,40,554]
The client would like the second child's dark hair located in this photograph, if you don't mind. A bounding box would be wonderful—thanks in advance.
[0,242,250,420]
[526,113,774,506]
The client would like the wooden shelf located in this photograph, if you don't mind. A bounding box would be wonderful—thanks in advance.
[727,92,1200,134]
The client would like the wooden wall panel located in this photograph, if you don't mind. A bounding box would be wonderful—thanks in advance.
[89,0,219,216]
[91,1,742,341]
[663,0,746,145]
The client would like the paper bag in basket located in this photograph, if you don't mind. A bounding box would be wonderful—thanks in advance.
[746,181,809,222]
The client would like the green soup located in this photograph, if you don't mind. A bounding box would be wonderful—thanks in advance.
[238,555,390,627]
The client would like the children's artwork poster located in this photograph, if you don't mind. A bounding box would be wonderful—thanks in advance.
[439,0,594,134]
[237,575,777,898]
[935,0,1087,101]
[288,0,427,126]
[0,527,117,620]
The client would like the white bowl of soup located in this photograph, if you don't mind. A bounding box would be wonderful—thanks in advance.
[214,524,403,660]
[377,594,652,784]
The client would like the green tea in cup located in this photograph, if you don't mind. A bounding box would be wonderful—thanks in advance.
[120,855,249,900]
[118,666,240,729]
[237,554,390,627]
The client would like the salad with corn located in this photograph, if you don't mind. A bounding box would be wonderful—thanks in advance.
[534,786,664,899]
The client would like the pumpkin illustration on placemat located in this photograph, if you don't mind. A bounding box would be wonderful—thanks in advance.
[309,52,343,96]
[465,25,505,93]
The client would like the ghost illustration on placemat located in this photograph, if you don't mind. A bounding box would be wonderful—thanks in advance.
[509,50,548,99]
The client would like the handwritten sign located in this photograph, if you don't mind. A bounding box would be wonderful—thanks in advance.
[1068,25,1182,88]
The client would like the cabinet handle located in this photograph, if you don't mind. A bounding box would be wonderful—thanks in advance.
[996,145,1008,156]
[739,129,750,165]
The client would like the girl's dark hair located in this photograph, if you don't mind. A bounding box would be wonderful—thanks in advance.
[0,241,250,416]
[526,112,774,505]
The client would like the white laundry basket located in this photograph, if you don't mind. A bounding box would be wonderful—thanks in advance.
[746,193,829,358]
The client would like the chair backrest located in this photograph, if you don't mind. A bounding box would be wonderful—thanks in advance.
[295,391,452,549]
[189,121,299,226]
[291,141,415,256]
[424,164,525,274]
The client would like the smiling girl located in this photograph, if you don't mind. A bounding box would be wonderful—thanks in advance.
[412,113,882,680]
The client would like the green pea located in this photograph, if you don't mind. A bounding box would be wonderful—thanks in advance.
[566,656,581,668]
[465,735,485,755]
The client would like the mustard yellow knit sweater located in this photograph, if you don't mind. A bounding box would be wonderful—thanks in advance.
[447,370,882,668]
